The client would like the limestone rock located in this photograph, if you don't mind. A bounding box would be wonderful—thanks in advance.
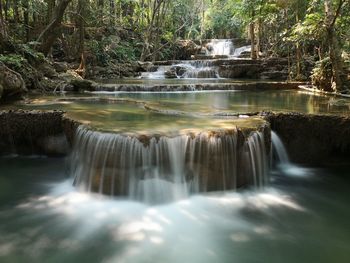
[53,62,68,73]
[174,40,202,60]
[164,69,177,79]
[0,62,27,100]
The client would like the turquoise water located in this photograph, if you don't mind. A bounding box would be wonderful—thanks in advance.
[0,157,349,263]
[2,90,349,133]
[0,88,350,262]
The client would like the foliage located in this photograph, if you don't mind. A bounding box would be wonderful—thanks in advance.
[0,0,349,90]
[0,54,27,70]
[311,57,333,91]
[89,37,141,65]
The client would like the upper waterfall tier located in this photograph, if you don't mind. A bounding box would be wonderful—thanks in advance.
[205,39,235,56]
[140,39,252,80]
[70,124,270,204]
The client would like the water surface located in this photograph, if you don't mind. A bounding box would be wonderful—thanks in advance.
[2,90,350,133]
[0,157,349,263]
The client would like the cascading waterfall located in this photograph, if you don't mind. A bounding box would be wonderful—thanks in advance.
[180,61,219,79]
[206,39,234,56]
[140,39,252,79]
[271,131,307,177]
[245,132,269,187]
[271,131,289,165]
[71,126,270,203]
[233,45,251,57]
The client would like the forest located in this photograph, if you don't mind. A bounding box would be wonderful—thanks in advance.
[0,0,349,100]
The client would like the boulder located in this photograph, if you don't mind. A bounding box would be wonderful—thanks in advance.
[218,64,260,78]
[53,61,69,73]
[164,69,177,79]
[171,65,188,77]
[0,62,27,100]
[174,40,202,60]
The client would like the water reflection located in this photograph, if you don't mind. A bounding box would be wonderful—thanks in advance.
[2,90,349,133]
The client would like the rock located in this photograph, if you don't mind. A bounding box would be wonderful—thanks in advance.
[137,61,154,72]
[39,135,70,156]
[0,84,3,100]
[0,62,27,100]
[164,69,177,79]
[174,40,202,60]
[218,64,260,78]
[260,70,288,80]
[53,62,68,73]
[171,65,188,77]
[0,110,67,156]
[56,70,94,91]
[265,113,350,165]
[37,62,58,78]
[71,79,94,91]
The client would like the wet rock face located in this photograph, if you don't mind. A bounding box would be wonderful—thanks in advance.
[266,113,350,165]
[0,110,69,156]
[0,62,27,100]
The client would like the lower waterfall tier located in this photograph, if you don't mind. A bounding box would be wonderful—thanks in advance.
[71,125,270,204]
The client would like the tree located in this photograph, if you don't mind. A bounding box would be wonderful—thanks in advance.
[37,0,72,56]
[324,0,348,92]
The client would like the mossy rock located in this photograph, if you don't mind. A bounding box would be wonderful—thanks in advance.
[0,62,27,99]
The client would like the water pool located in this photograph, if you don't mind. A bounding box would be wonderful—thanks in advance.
[0,157,349,263]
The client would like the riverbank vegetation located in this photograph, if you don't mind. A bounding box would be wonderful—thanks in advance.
[0,0,349,99]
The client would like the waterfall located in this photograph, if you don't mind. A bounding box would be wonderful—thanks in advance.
[139,39,253,80]
[233,45,251,57]
[206,39,234,56]
[245,132,269,187]
[71,126,270,203]
[271,131,289,165]
[271,131,308,177]
[140,65,170,79]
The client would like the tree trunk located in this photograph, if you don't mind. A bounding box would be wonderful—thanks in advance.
[14,0,19,23]
[76,0,86,76]
[324,0,346,92]
[295,12,302,79]
[46,0,56,24]
[250,10,257,60]
[98,0,104,25]
[22,0,30,42]
[37,0,72,56]
[109,0,115,27]
[0,0,8,51]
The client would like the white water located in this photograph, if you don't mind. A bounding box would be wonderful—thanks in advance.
[140,66,172,79]
[71,126,270,203]
[233,45,251,57]
[140,39,251,80]
[206,39,234,56]
[271,131,312,177]
[271,131,289,165]
[246,132,269,186]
